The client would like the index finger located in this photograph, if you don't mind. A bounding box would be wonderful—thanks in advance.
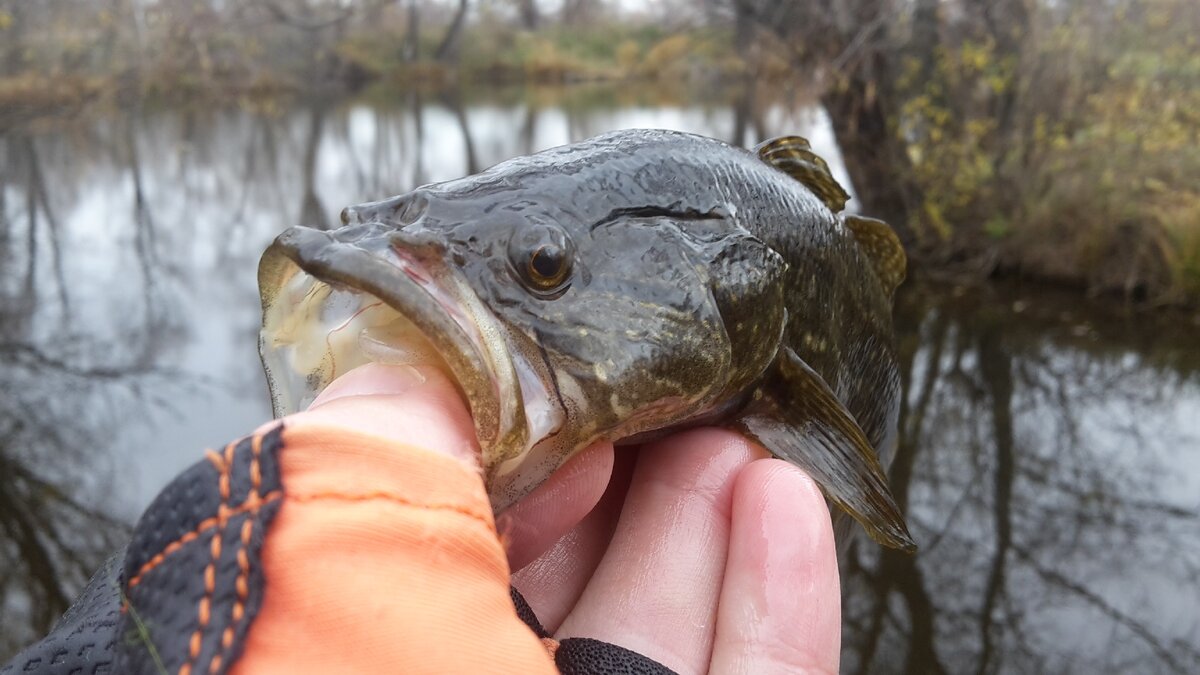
[710,459,841,674]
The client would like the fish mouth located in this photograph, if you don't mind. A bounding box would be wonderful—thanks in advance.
[258,224,563,503]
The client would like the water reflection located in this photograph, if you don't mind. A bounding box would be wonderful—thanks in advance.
[844,283,1200,674]
[1,85,1197,670]
[2,130,165,654]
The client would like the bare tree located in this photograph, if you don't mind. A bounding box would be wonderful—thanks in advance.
[434,0,470,63]
[403,0,421,62]
[517,0,539,30]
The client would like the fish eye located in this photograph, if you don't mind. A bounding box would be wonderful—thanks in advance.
[530,244,567,281]
[509,225,574,296]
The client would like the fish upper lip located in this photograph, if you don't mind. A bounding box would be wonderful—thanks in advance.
[259,225,508,450]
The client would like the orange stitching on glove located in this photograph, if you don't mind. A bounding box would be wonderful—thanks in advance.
[181,438,235,675]
[205,450,225,473]
[126,491,282,589]
[209,430,267,674]
[286,491,494,532]
[218,441,234,504]
[250,432,263,492]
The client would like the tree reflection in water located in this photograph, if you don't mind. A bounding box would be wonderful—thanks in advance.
[844,282,1200,674]
[0,88,1197,671]
[0,131,176,655]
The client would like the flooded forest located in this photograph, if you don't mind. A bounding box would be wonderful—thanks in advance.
[2,1,1199,673]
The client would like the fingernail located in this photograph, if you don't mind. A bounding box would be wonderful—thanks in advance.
[308,363,427,409]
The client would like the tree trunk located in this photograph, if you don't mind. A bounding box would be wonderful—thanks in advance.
[518,0,539,30]
[403,0,420,62]
[911,0,940,84]
[733,0,755,62]
[434,0,470,63]
[743,0,922,243]
[974,0,1029,138]
[822,66,921,245]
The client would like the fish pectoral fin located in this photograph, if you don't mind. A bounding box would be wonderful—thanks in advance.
[754,135,850,213]
[844,214,907,295]
[735,348,916,552]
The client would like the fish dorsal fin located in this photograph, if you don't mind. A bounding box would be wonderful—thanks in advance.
[843,214,907,295]
[755,135,850,213]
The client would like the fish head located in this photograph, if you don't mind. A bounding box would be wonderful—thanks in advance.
[259,175,785,511]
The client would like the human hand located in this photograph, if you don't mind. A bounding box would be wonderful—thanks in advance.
[296,362,841,675]
[3,361,839,675]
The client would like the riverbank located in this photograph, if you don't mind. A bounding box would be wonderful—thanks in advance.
[0,20,759,112]
[2,1,1196,309]
[4,76,1197,312]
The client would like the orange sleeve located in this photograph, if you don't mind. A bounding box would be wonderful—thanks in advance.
[231,423,556,675]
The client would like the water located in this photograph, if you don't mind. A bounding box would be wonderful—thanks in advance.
[847,283,1200,673]
[2,85,1198,672]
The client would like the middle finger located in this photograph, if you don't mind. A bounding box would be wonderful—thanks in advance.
[556,428,767,675]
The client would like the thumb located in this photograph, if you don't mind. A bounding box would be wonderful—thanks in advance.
[291,362,480,467]
[278,361,613,573]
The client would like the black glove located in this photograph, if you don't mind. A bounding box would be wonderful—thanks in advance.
[510,587,679,675]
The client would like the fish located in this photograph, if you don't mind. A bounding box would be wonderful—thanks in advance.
[258,129,916,552]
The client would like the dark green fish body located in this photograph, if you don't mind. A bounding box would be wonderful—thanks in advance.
[259,129,914,551]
